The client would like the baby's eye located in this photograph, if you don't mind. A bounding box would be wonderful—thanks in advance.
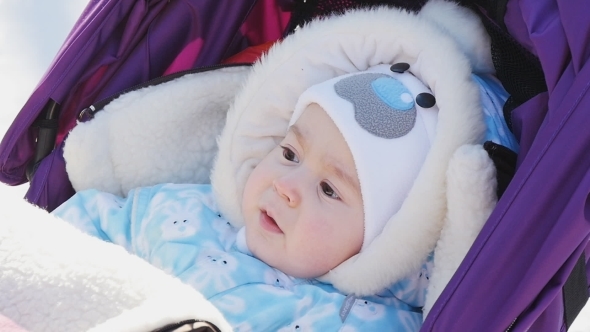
[281,146,299,162]
[320,182,340,200]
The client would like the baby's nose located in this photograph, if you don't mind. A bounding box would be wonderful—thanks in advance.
[273,177,301,207]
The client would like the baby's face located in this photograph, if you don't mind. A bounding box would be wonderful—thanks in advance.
[242,103,364,279]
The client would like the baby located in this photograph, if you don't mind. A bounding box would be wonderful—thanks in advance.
[53,64,504,331]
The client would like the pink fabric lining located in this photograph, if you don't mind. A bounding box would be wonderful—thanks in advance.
[163,38,205,76]
[240,0,291,46]
[0,314,28,332]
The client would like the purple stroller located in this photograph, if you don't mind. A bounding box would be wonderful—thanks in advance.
[0,0,588,331]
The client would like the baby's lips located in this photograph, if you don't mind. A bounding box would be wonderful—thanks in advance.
[260,208,283,234]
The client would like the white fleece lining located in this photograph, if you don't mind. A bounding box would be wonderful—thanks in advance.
[65,66,250,196]
[211,0,493,296]
[0,194,232,332]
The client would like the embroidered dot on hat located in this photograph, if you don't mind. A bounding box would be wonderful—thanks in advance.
[289,64,439,250]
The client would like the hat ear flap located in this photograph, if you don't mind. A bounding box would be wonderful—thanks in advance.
[423,144,497,318]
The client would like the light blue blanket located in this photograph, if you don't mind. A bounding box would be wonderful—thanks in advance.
[53,183,428,331]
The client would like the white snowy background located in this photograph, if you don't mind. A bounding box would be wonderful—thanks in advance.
[0,0,588,330]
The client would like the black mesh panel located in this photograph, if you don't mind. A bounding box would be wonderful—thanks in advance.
[459,0,548,131]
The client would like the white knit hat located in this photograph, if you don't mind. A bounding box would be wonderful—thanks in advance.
[289,64,439,249]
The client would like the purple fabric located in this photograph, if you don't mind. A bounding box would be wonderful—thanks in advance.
[25,142,75,211]
[422,0,590,330]
[0,0,135,186]
[0,0,289,210]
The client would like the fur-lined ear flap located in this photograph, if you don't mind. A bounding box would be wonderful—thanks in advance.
[419,0,494,74]
[423,144,497,318]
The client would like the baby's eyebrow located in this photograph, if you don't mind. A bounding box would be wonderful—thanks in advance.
[324,158,360,193]
[288,124,308,148]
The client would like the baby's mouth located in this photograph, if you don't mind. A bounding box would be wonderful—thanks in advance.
[260,210,283,234]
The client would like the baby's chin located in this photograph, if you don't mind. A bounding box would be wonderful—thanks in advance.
[244,226,341,279]
[271,261,328,279]
[258,251,333,279]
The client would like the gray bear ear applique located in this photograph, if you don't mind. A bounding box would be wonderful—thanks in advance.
[334,73,417,139]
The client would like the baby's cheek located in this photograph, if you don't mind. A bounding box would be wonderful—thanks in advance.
[244,225,267,251]
[314,216,362,263]
[299,216,333,244]
[295,219,345,266]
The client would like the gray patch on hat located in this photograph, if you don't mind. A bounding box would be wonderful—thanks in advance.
[334,73,416,139]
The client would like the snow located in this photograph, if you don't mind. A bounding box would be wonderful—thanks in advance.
[0,0,588,330]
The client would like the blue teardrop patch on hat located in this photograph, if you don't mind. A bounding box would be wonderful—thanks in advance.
[334,73,417,139]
